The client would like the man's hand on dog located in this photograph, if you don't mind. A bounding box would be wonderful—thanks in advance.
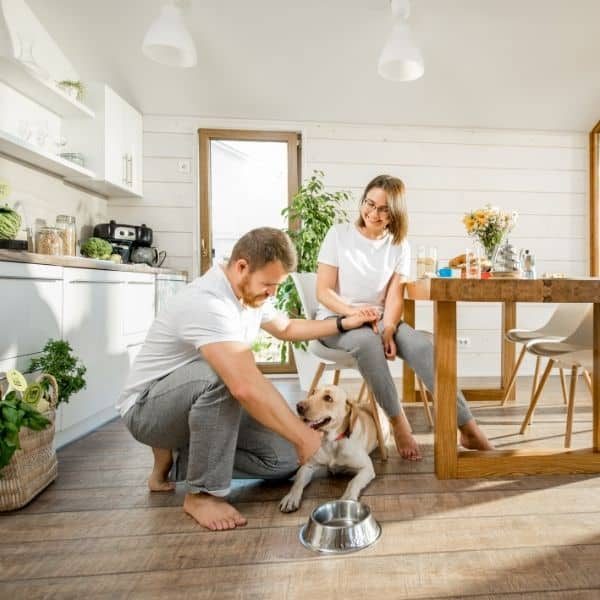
[295,426,323,465]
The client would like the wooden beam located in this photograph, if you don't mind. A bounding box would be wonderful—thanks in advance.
[457,448,600,478]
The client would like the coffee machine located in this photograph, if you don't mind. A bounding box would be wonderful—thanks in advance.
[93,220,153,263]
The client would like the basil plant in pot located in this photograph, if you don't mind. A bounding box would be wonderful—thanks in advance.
[276,170,351,389]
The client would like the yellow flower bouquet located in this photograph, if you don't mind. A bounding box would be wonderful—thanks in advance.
[463,205,518,259]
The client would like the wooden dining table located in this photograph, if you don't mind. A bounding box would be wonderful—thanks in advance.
[403,277,600,479]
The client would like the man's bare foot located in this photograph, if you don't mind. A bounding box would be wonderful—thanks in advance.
[459,419,494,451]
[390,413,422,461]
[148,447,175,492]
[183,493,247,531]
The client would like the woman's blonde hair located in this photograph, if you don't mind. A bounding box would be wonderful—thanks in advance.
[355,174,408,244]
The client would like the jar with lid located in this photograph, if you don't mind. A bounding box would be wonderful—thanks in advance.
[36,226,63,256]
[56,214,76,256]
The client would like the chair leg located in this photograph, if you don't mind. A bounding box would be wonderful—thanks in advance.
[559,368,568,405]
[501,344,528,406]
[367,389,388,461]
[308,363,326,395]
[416,376,434,429]
[529,356,542,406]
[332,369,341,386]
[565,365,579,448]
[583,369,593,397]
[519,359,555,434]
[357,380,367,402]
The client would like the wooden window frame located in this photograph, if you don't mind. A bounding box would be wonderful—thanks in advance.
[198,128,301,374]
[590,121,600,276]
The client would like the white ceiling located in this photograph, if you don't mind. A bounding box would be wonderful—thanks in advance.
[26,0,600,131]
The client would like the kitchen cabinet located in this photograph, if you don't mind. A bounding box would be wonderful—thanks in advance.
[63,84,143,198]
[60,268,128,433]
[0,260,175,446]
[0,262,64,432]
[0,262,63,365]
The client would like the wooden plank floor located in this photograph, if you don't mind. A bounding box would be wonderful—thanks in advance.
[2,376,600,599]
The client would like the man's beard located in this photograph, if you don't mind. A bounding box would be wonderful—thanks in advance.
[239,276,269,308]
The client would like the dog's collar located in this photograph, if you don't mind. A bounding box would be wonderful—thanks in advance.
[334,426,351,442]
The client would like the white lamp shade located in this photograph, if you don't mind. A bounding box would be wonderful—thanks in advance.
[142,4,197,68]
[378,21,424,82]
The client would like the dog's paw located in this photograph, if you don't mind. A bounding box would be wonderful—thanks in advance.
[339,490,359,502]
[279,492,302,513]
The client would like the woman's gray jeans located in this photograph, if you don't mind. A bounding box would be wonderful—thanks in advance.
[321,320,473,427]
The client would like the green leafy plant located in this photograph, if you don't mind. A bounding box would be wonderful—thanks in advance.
[275,170,351,360]
[28,340,86,405]
[57,80,85,102]
[0,389,50,474]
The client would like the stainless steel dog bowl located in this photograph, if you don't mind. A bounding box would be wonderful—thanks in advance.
[299,500,381,554]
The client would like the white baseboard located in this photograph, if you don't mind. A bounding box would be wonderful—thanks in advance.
[55,406,118,449]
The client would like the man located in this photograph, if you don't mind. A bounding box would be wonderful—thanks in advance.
[117,227,377,531]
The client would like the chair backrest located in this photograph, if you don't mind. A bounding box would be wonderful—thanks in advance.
[538,303,591,338]
[291,272,318,319]
[562,304,593,348]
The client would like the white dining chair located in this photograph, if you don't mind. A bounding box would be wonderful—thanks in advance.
[291,273,434,461]
[519,305,593,447]
[501,303,591,407]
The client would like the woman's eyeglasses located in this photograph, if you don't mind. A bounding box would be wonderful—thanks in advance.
[363,199,390,216]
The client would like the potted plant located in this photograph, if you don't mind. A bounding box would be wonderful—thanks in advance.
[27,339,86,405]
[57,80,85,102]
[276,170,351,388]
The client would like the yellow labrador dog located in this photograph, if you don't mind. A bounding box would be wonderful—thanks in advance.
[280,385,390,513]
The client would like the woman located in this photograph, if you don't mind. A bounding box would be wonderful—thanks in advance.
[316,174,493,460]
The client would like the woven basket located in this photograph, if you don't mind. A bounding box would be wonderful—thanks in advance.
[0,373,59,511]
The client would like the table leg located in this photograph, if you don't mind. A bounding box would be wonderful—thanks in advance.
[434,301,458,478]
[403,298,416,403]
[594,304,600,452]
[501,301,517,402]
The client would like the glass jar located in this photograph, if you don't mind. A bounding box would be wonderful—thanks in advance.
[36,226,63,256]
[417,246,438,278]
[56,214,76,256]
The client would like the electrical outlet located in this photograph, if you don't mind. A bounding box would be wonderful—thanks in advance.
[177,159,191,174]
[458,336,471,348]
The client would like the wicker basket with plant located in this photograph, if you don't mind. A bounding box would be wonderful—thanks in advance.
[0,370,57,511]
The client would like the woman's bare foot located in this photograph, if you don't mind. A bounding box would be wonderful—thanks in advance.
[459,419,494,451]
[148,447,175,492]
[183,493,248,531]
[390,413,422,460]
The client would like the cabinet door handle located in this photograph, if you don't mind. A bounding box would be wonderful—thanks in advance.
[122,154,128,185]
[68,280,126,284]
[0,276,62,282]
[128,154,133,186]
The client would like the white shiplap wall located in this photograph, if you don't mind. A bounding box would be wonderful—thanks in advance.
[108,116,587,377]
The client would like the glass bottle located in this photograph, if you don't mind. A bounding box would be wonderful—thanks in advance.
[56,215,77,256]
[36,226,63,256]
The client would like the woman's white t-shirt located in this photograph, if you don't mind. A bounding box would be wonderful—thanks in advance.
[316,224,410,319]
